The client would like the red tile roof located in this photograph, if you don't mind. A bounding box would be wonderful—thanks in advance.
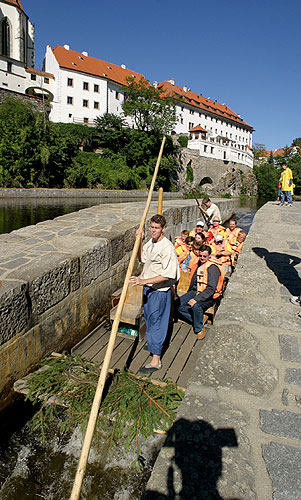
[158,80,253,131]
[26,67,54,79]
[52,46,146,87]
[189,125,207,133]
[5,0,24,12]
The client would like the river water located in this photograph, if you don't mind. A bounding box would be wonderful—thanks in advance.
[0,196,260,499]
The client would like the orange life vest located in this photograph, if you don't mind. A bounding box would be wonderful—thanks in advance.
[231,240,244,260]
[210,225,226,238]
[175,237,185,250]
[188,253,199,285]
[226,227,240,245]
[196,260,224,299]
[210,241,232,266]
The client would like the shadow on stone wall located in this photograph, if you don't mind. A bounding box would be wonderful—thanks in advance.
[252,247,301,296]
[142,417,238,500]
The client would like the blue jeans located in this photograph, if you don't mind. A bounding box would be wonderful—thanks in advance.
[280,191,292,205]
[143,287,171,355]
[178,290,215,333]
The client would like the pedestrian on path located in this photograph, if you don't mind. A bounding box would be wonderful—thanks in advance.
[279,163,294,206]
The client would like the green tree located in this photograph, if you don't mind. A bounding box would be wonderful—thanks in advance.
[253,162,279,199]
[94,113,129,153]
[252,143,267,161]
[122,77,177,134]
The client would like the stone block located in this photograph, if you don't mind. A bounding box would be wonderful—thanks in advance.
[81,241,110,287]
[0,282,29,346]
[279,334,301,362]
[285,368,301,386]
[188,323,278,396]
[262,442,301,500]
[29,260,73,315]
[260,409,301,440]
[110,233,124,266]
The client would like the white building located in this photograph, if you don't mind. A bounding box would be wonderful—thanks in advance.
[0,0,54,103]
[44,44,145,126]
[158,79,254,168]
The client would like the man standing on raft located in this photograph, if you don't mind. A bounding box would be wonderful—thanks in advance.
[130,214,180,373]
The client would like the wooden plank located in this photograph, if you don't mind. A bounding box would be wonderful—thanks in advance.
[127,342,152,373]
[177,330,210,387]
[90,335,122,364]
[71,322,109,356]
[109,338,135,369]
[152,322,191,381]
[164,326,197,382]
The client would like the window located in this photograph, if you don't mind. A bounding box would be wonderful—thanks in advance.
[94,84,99,92]
[67,96,73,105]
[181,106,184,112]
[83,82,89,90]
[67,78,73,87]
[115,91,120,100]
[215,129,217,134]
[1,18,10,56]
[44,77,49,84]
[188,122,194,129]
[7,61,12,73]
[189,109,194,115]
[180,117,183,124]
[211,147,214,154]
[83,99,88,107]
[94,101,99,109]
[69,113,72,118]
[31,74,36,81]
[204,145,207,152]
[83,117,89,124]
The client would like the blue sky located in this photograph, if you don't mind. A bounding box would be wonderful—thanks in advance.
[24,0,300,150]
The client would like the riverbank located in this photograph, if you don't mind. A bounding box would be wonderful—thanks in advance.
[0,188,182,200]
[143,201,301,500]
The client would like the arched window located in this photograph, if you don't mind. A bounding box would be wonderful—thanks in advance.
[1,18,10,57]
[199,176,213,187]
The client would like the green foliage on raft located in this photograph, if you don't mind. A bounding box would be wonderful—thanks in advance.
[25,354,184,459]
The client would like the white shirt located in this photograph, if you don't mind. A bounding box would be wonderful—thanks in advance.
[207,202,221,222]
[141,236,180,291]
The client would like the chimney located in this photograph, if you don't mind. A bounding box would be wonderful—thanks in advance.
[82,51,88,57]
[183,85,187,92]
[64,44,70,50]
[121,64,126,69]
[168,78,175,85]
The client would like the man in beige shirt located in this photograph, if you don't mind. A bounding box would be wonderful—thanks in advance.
[130,214,180,373]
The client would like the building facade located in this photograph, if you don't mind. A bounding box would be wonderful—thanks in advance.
[0,0,54,103]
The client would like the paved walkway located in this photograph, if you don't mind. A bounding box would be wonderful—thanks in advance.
[143,202,301,500]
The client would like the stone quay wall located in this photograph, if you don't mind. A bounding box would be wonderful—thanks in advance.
[0,198,235,411]
[143,202,301,500]
[0,188,182,200]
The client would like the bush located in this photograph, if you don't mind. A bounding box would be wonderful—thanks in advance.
[177,135,188,148]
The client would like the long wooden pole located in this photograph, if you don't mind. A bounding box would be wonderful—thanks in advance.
[191,188,209,225]
[69,135,166,500]
[157,187,163,215]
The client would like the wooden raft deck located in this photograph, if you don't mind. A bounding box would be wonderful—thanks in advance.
[72,320,206,389]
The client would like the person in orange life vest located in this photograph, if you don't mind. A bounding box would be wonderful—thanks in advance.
[177,235,194,268]
[210,234,233,276]
[225,218,241,246]
[207,216,226,241]
[231,230,246,264]
[175,230,189,250]
[187,241,202,281]
[177,245,223,338]
[189,220,208,237]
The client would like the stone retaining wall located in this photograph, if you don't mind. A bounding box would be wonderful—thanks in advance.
[0,188,182,200]
[0,198,236,411]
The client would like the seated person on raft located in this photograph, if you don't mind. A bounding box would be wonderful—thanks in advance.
[189,220,208,238]
[225,218,241,245]
[177,235,195,269]
[210,234,233,277]
[231,229,246,265]
[207,216,226,241]
[177,245,223,339]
